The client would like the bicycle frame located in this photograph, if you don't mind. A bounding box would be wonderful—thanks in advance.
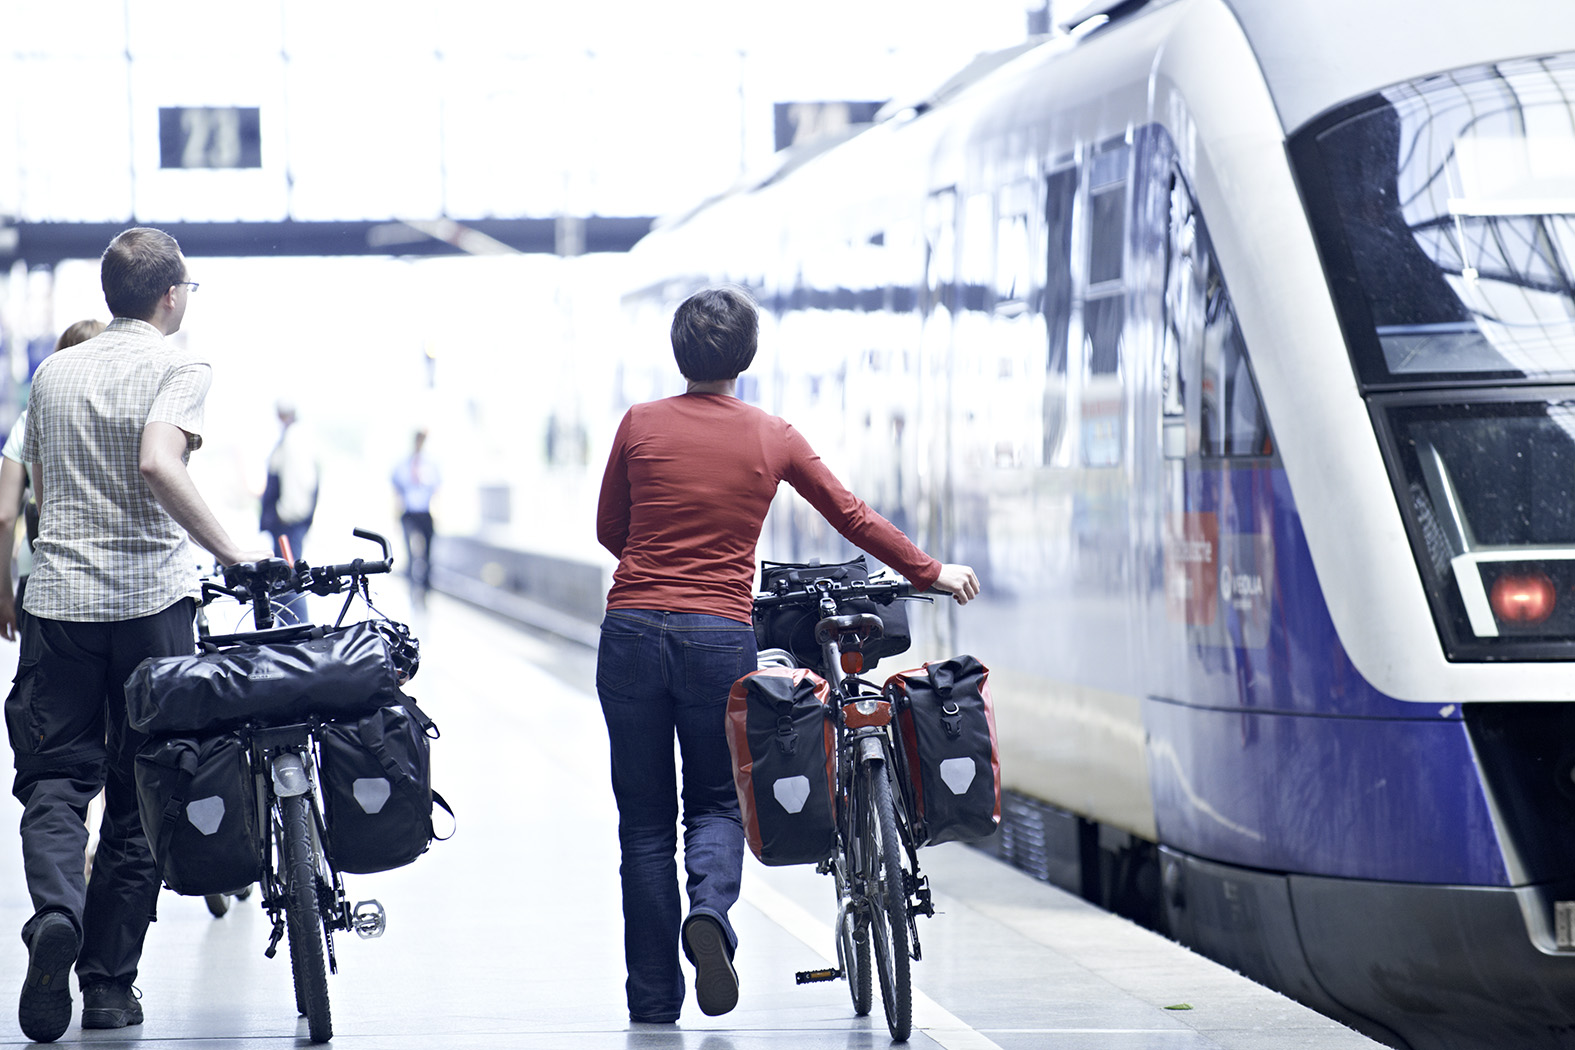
[813,610,933,941]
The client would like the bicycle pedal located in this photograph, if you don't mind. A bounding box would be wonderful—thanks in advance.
[264,920,285,959]
[794,967,843,985]
[351,899,386,939]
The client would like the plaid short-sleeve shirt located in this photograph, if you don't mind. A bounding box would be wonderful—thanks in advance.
[22,318,211,622]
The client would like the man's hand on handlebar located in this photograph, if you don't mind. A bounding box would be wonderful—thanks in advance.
[226,549,275,568]
[931,563,981,605]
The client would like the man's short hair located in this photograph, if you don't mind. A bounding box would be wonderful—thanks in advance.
[671,286,759,382]
[101,227,185,321]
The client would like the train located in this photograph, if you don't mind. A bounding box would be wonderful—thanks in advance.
[607,0,1575,1047]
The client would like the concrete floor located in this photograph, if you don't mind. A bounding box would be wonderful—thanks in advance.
[0,593,1383,1049]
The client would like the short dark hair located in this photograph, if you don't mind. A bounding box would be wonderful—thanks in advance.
[101,227,185,320]
[671,286,758,382]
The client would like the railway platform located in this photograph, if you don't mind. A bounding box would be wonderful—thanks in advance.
[0,593,1383,1049]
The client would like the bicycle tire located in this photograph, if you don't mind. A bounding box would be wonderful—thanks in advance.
[281,792,333,1043]
[834,857,872,1016]
[866,760,912,1041]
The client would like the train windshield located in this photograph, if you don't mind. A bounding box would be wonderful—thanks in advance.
[1293,53,1575,386]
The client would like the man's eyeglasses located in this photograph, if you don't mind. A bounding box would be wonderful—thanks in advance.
[177,281,199,293]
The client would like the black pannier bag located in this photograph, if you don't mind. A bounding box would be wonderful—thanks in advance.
[754,556,911,669]
[134,732,262,896]
[319,700,448,874]
[884,656,1001,846]
[125,621,404,737]
[725,668,837,866]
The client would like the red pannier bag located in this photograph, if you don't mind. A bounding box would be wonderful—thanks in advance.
[725,667,837,866]
[883,656,1002,846]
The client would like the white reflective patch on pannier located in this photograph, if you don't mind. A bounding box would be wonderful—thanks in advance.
[939,757,976,795]
[353,777,392,814]
[186,796,226,836]
[773,775,811,814]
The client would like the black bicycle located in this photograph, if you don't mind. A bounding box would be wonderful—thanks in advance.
[755,575,936,1042]
[195,528,420,1043]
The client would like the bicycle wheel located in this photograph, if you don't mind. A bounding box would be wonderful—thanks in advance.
[865,760,912,1041]
[834,855,872,1016]
[280,792,333,1043]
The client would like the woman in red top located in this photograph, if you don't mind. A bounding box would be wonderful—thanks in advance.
[595,287,978,1024]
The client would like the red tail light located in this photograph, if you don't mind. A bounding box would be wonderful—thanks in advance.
[1490,571,1557,624]
[840,651,865,674]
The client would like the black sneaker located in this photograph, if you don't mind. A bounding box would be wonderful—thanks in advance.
[681,914,738,1017]
[18,913,78,1042]
[80,982,142,1030]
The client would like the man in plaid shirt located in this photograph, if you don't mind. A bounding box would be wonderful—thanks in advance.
[8,228,265,1041]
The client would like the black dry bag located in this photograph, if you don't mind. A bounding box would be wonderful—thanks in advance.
[125,621,404,737]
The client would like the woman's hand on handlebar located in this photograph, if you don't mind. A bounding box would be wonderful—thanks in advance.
[931,563,981,605]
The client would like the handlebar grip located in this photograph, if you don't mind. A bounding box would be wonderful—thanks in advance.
[352,527,392,561]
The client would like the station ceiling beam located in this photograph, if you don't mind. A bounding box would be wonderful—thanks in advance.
[0,216,653,267]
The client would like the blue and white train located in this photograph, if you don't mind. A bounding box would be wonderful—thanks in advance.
[614,1,1575,1046]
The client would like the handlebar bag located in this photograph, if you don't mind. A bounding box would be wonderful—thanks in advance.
[754,557,911,669]
[884,656,1001,846]
[725,667,837,866]
[319,699,451,874]
[133,732,262,896]
[125,621,404,737]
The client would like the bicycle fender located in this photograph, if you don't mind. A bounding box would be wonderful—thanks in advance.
[271,751,311,797]
[856,735,885,764]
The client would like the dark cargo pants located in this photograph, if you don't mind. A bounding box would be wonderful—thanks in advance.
[4,599,195,988]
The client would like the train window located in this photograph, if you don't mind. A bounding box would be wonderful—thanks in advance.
[1082,143,1130,467]
[1088,185,1125,286]
[960,191,995,311]
[1043,165,1077,462]
[1160,149,1273,460]
[1086,297,1124,375]
[1199,291,1270,457]
[995,179,1035,315]
[1290,53,1575,387]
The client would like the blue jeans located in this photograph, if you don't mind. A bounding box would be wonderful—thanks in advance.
[596,609,756,1022]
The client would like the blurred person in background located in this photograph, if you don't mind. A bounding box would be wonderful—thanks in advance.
[594,286,979,1024]
[7,227,267,1042]
[258,398,319,622]
[0,320,106,641]
[391,429,439,606]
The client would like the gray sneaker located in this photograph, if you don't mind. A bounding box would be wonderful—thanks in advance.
[18,913,78,1043]
[80,983,142,1030]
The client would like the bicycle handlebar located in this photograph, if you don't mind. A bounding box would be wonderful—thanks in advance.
[206,528,396,607]
[751,576,936,612]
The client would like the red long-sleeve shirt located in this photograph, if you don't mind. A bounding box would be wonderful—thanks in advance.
[596,393,941,624]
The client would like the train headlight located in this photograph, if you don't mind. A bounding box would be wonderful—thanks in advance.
[1490,571,1557,625]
